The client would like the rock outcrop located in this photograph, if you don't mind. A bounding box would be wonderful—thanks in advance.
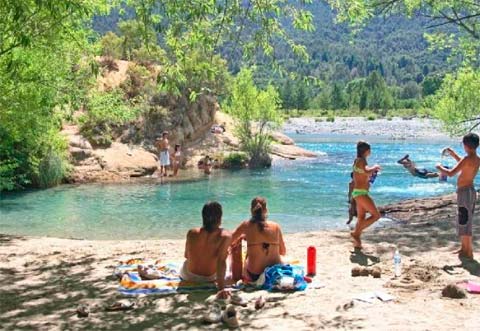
[63,125,157,183]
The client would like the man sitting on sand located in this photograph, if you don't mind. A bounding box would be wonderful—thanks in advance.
[397,154,439,179]
[437,134,480,259]
[181,201,232,298]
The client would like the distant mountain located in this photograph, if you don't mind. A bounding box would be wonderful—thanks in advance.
[92,1,453,107]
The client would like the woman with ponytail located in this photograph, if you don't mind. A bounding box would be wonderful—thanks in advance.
[231,197,286,282]
[351,141,381,249]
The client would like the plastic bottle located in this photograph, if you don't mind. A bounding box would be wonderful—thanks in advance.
[394,249,402,277]
[307,246,316,276]
[369,170,378,184]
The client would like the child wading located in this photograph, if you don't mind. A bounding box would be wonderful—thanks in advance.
[351,141,381,249]
[437,133,480,259]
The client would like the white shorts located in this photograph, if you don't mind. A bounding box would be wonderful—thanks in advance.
[179,261,216,283]
[159,151,170,166]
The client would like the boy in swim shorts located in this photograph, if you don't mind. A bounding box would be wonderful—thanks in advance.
[156,131,170,177]
[397,154,439,179]
[437,133,480,259]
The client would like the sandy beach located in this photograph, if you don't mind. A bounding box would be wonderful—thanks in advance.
[1,195,480,331]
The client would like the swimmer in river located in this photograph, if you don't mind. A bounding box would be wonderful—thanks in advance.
[397,154,439,179]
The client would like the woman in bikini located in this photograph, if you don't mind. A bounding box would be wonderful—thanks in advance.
[351,141,381,249]
[231,197,286,282]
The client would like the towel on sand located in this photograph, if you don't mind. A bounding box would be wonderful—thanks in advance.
[115,259,216,296]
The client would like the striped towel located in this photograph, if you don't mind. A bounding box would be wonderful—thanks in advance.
[115,259,216,296]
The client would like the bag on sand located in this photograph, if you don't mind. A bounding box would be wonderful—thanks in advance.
[262,264,307,291]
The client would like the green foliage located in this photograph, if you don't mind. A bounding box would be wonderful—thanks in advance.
[223,68,282,168]
[433,67,480,135]
[222,152,249,169]
[367,114,377,121]
[37,149,69,189]
[79,89,140,147]
[326,116,335,122]
[99,31,123,59]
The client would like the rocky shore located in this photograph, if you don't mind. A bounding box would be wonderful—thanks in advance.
[284,117,454,141]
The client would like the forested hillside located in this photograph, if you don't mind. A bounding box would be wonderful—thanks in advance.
[93,1,453,112]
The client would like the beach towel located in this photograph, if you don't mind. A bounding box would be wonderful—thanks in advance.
[115,259,217,296]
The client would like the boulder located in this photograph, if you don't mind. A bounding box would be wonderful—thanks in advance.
[270,144,317,159]
[270,132,295,145]
[94,142,158,177]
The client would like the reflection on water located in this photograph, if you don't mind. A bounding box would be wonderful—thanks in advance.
[0,138,461,239]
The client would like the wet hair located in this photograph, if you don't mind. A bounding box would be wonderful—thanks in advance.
[356,141,371,158]
[463,133,479,150]
[174,144,180,152]
[202,201,222,232]
[250,197,267,231]
[162,131,168,138]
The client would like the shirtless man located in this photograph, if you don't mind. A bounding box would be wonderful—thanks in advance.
[156,131,170,177]
[437,133,480,259]
[231,197,286,282]
[181,201,232,298]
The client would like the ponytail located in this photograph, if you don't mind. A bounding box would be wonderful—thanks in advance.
[250,197,267,231]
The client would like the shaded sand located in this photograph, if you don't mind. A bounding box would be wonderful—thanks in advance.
[1,210,480,330]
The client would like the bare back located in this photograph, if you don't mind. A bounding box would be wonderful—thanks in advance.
[185,228,230,276]
[234,220,286,274]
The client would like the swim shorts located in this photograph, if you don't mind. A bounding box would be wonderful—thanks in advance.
[456,186,476,237]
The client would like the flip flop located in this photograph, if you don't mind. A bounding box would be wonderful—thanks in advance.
[76,304,90,318]
[254,295,266,310]
[230,293,248,307]
[202,303,222,324]
[221,305,239,328]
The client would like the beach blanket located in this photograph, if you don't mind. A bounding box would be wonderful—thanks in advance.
[115,259,216,296]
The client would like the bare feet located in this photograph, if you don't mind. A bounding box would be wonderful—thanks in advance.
[350,231,362,249]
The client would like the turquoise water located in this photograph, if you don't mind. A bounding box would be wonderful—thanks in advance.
[0,135,463,240]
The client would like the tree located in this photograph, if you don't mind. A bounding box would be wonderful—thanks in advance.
[295,81,309,110]
[330,84,347,110]
[0,1,102,191]
[433,67,480,135]
[364,71,393,112]
[280,79,295,109]
[223,68,282,168]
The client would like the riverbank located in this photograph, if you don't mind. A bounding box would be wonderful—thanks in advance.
[284,117,453,141]
[1,195,479,330]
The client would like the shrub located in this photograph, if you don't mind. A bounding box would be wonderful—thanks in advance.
[99,56,119,72]
[37,149,68,188]
[120,64,153,99]
[222,68,282,168]
[326,116,335,122]
[79,89,141,147]
[367,114,377,121]
[99,31,123,59]
[222,152,249,169]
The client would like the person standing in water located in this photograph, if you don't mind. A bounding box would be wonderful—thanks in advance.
[156,131,170,177]
[437,133,480,259]
[351,141,381,249]
[231,197,286,282]
[171,144,182,177]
